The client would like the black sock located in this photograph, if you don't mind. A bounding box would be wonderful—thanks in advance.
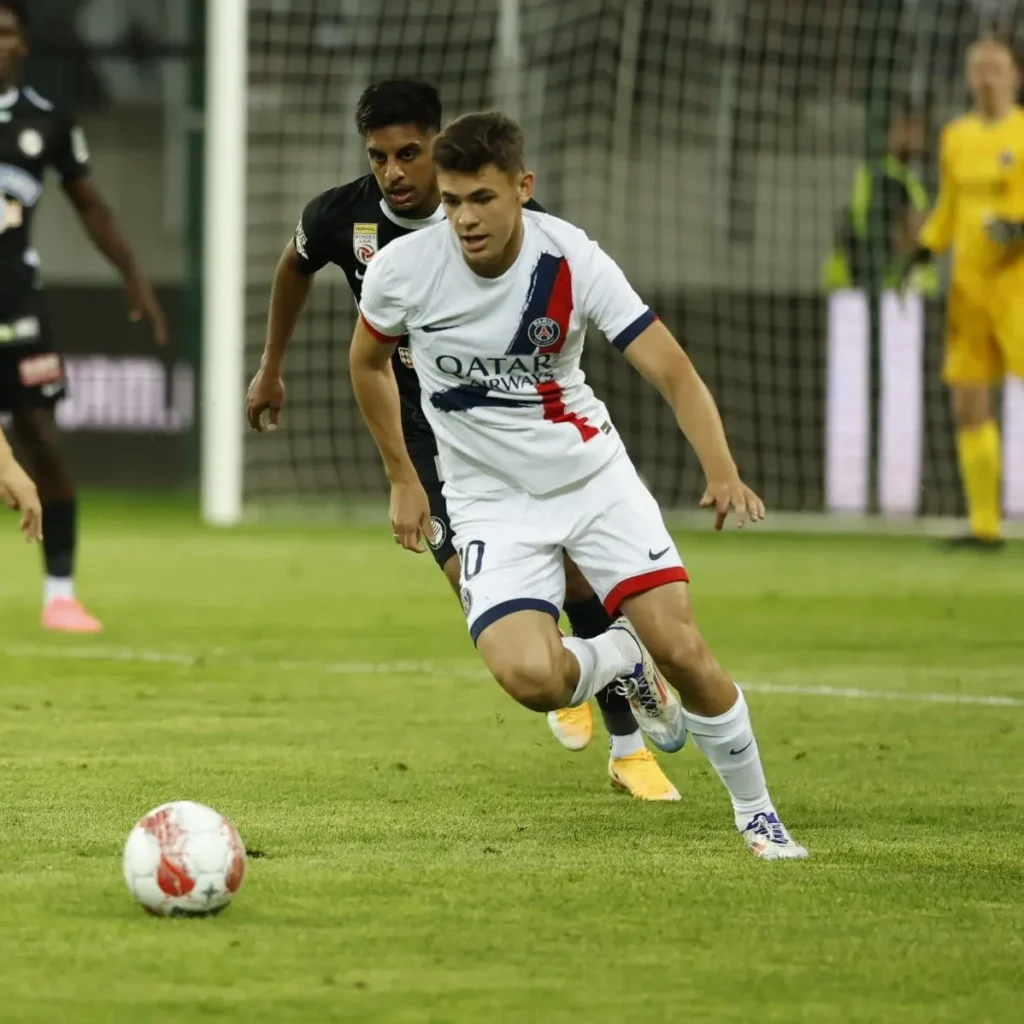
[564,596,639,737]
[42,499,76,579]
[564,595,612,640]
[595,685,640,737]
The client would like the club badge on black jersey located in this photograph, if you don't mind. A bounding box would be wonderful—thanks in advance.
[290,174,444,441]
[353,221,378,278]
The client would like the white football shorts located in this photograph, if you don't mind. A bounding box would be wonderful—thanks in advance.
[446,449,689,644]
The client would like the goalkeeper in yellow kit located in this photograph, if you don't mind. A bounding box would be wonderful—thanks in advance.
[905,36,1024,548]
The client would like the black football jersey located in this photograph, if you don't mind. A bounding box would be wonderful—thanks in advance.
[0,87,90,322]
[293,173,545,446]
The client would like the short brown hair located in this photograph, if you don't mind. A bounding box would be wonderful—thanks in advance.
[432,112,525,177]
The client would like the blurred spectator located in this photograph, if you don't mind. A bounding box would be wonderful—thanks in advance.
[823,108,939,293]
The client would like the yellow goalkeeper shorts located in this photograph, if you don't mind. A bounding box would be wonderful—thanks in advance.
[943,272,1024,386]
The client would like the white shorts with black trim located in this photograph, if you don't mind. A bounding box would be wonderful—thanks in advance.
[448,449,689,644]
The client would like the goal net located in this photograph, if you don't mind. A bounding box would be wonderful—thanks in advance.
[240,0,1024,525]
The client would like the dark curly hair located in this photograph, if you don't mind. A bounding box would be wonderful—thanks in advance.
[354,80,442,136]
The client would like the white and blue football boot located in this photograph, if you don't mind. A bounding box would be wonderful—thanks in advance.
[740,811,809,860]
[607,617,688,754]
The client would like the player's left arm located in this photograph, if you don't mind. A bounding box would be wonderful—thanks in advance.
[624,323,763,529]
[53,113,167,346]
[917,123,958,258]
[579,240,762,529]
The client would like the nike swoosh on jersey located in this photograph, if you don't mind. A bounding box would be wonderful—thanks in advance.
[421,321,463,333]
[648,546,671,560]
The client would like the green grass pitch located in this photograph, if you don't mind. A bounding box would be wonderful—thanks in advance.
[0,496,1022,1023]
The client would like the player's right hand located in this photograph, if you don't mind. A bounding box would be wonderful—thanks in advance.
[0,458,43,542]
[246,365,285,432]
[389,479,432,553]
[125,275,169,348]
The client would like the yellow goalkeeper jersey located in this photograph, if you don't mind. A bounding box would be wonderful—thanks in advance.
[919,107,1024,279]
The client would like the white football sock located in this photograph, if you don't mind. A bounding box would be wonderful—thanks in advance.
[562,633,635,707]
[609,730,645,759]
[44,576,74,605]
[684,686,775,831]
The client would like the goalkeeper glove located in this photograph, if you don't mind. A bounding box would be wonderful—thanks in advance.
[984,217,1024,246]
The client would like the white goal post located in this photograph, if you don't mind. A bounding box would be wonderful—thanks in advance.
[200,0,525,527]
[201,0,248,526]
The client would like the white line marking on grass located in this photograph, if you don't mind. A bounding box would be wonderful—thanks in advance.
[0,645,199,666]
[4,644,1023,709]
[738,681,1024,708]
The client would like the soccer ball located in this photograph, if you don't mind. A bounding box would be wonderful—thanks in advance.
[123,800,247,917]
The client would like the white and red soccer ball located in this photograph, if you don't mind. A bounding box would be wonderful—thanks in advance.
[123,801,246,917]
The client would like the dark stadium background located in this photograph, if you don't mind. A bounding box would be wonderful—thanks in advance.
[16,0,1012,515]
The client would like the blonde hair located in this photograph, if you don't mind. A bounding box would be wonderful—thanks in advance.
[968,34,1022,73]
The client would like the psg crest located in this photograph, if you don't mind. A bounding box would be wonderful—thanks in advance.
[527,316,560,347]
[353,222,378,265]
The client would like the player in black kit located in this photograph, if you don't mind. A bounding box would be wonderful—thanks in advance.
[246,80,681,799]
[0,1,166,632]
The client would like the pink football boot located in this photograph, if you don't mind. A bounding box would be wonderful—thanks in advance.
[42,597,103,634]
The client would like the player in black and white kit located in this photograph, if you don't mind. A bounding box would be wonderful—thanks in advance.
[247,80,684,800]
[0,1,166,633]
[284,157,461,574]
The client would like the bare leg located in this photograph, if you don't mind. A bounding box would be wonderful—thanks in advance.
[562,553,638,736]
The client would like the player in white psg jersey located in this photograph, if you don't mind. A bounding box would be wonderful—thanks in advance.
[351,112,807,859]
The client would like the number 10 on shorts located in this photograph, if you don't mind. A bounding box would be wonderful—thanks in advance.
[457,540,486,620]
[459,540,486,581]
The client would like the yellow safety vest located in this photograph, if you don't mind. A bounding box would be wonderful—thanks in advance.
[823,156,939,294]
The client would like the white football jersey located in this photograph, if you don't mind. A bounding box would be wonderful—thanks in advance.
[359,209,656,496]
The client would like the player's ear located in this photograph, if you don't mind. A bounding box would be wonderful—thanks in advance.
[519,171,535,204]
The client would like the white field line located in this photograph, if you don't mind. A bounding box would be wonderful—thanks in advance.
[2,644,1023,709]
